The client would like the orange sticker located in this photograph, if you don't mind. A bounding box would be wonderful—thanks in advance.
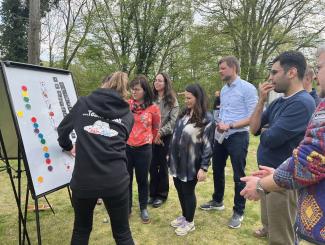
[43,146,49,152]
[37,176,44,183]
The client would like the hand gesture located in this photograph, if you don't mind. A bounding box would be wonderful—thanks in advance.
[252,166,275,178]
[240,176,261,201]
[259,82,275,103]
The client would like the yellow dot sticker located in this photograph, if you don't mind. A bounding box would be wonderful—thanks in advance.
[17,111,24,118]
[37,176,44,183]
[22,91,29,97]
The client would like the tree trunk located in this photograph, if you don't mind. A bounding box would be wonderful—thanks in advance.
[28,0,41,65]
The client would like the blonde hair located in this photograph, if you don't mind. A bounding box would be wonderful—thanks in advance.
[101,71,129,99]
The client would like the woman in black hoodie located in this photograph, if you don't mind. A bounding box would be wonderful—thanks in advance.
[57,72,134,245]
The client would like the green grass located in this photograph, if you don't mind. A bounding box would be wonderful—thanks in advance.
[0,135,267,245]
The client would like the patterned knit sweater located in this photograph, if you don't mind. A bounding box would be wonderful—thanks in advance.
[273,99,325,245]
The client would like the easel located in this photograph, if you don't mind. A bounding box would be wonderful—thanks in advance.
[0,129,58,245]
[0,61,75,244]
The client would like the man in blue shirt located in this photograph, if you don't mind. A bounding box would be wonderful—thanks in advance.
[200,56,258,229]
[249,51,316,244]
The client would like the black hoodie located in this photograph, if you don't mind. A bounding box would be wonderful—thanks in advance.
[57,88,134,198]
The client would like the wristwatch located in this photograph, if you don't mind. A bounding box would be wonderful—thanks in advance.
[229,123,234,129]
[256,179,269,195]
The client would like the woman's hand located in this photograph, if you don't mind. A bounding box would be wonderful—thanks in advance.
[69,144,76,157]
[154,133,164,145]
[197,169,207,182]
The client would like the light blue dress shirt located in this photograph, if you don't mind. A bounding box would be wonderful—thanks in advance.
[218,76,258,138]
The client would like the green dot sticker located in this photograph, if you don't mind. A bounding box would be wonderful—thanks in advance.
[25,104,31,110]
[40,139,46,144]
[23,97,29,102]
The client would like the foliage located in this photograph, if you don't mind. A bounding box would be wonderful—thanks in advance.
[0,0,28,62]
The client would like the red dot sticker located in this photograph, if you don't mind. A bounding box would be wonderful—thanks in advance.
[21,86,27,91]
[45,158,51,164]
[31,117,37,123]
[49,112,54,117]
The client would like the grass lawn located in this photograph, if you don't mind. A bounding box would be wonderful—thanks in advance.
[0,135,267,245]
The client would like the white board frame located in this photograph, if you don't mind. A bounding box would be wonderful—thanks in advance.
[1,61,78,198]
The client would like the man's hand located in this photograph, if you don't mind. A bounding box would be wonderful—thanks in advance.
[252,166,275,178]
[240,176,261,201]
[259,82,275,103]
[197,169,207,182]
[217,122,230,133]
[154,133,163,145]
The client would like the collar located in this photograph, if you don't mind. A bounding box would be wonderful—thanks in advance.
[226,76,240,87]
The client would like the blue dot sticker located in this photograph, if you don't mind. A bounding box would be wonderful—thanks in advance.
[44,153,50,158]
[38,133,43,139]
[33,123,39,128]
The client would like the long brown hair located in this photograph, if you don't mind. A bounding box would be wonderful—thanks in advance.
[179,83,208,128]
[153,72,176,108]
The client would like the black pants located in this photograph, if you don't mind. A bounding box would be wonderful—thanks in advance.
[173,177,198,222]
[126,144,152,212]
[149,135,171,200]
[212,131,249,215]
[71,191,134,245]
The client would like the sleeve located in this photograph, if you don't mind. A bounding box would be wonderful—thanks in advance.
[244,85,258,117]
[199,119,216,171]
[151,105,161,140]
[57,99,81,151]
[254,107,269,136]
[260,101,312,149]
[273,105,325,189]
[159,100,179,137]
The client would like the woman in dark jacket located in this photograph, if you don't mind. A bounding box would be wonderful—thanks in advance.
[57,72,134,245]
[168,83,215,236]
[149,72,179,207]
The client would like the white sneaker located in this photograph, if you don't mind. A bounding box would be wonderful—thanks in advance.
[175,221,195,236]
[170,216,185,228]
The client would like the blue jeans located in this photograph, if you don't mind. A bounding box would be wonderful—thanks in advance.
[212,131,249,215]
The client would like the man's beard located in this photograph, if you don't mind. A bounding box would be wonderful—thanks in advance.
[222,75,232,82]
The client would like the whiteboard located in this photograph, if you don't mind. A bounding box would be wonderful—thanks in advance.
[1,62,77,197]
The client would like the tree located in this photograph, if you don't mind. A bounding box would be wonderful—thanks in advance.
[92,0,193,76]
[196,0,325,83]
[0,0,28,62]
[28,0,41,64]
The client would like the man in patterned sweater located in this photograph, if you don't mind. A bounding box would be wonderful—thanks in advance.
[240,46,325,245]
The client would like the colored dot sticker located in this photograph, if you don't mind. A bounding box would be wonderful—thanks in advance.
[17,111,24,118]
[49,112,54,117]
[23,97,29,102]
[38,133,44,139]
[34,129,40,134]
[22,91,28,97]
[37,176,44,183]
[44,153,50,158]
[48,166,53,171]
[43,146,48,152]
[31,117,37,123]
[21,86,27,91]
[33,123,39,128]
[40,139,46,144]
[45,158,51,164]
[25,104,31,110]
